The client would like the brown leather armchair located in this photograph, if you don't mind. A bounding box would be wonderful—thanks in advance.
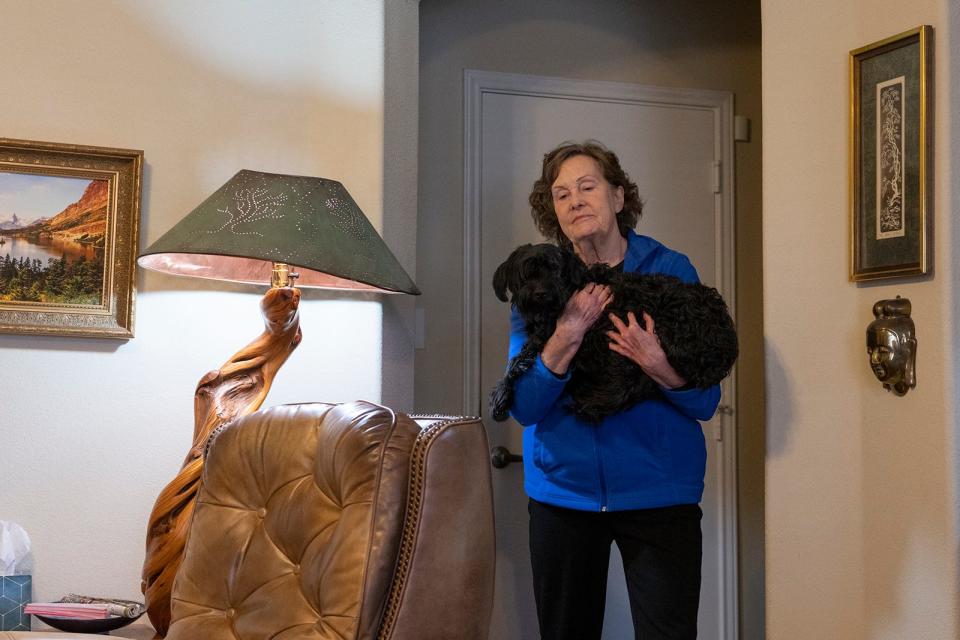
[165,401,495,640]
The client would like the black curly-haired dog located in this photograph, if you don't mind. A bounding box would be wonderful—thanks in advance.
[491,243,738,423]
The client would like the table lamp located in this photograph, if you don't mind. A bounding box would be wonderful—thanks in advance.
[137,169,419,637]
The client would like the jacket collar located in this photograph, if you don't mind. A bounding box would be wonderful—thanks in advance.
[622,228,655,272]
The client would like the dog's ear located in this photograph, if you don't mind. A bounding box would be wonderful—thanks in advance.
[492,260,511,302]
[493,244,532,302]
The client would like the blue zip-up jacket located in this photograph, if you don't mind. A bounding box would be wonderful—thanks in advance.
[508,230,721,512]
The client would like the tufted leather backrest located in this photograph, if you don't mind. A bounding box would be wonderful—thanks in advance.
[166,401,494,640]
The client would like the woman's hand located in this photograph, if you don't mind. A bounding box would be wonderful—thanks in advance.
[606,311,687,389]
[556,283,614,340]
[541,283,613,375]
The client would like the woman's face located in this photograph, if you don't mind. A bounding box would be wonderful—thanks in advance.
[550,154,625,247]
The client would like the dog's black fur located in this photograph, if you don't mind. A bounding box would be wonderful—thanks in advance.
[491,243,738,423]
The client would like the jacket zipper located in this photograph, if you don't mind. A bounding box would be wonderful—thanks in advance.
[593,426,608,511]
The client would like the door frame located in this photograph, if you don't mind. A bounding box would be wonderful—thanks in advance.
[461,69,739,640]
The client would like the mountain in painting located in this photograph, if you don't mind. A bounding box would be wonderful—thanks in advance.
[44,179,109,245]
[0,213,49,230]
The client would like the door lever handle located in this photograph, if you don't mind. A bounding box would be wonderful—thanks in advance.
[490,446,523,469]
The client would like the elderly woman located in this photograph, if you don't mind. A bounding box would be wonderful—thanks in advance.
[507,141,720,640]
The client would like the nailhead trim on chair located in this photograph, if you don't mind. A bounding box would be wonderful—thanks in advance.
[376,417,465,640]
[202,420,234,458]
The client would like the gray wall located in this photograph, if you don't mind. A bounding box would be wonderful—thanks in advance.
[415,1,763,637]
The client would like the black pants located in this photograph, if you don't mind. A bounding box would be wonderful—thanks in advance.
[528,499,702,640]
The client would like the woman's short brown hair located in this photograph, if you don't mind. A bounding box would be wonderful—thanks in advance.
[528,140,643,248]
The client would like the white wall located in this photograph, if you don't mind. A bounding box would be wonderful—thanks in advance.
[0,0,417,627]
[763,0,959,637]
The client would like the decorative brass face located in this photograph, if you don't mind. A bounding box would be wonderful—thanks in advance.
[866,297,916,396]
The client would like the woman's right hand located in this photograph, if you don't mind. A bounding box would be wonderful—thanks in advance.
[541,283,613,375]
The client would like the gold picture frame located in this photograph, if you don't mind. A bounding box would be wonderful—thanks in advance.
[0,138,143,338]
[850,25,932,281]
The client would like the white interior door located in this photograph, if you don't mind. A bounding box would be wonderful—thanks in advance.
[464,71,738,640]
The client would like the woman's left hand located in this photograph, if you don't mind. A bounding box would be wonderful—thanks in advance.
[607,311,687,389]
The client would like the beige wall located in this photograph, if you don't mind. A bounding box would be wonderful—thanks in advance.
[417,0,764,636]
[762,0,958,637]
[381,0,420,410]
[0,0,417,624]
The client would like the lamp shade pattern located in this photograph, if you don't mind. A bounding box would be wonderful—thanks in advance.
[138,170,419,294]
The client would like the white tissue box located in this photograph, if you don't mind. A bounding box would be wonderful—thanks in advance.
[0,575,31,630]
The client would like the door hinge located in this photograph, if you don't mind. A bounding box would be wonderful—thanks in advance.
[735,115,751,142]
[712,161,722,194]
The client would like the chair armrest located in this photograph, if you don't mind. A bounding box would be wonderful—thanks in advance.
[377,416,495,640]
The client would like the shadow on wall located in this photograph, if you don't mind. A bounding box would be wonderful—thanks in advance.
[421,0,758,58]
[764,337,794,457]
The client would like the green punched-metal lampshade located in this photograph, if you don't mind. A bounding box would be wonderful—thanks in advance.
[138,169,420,294]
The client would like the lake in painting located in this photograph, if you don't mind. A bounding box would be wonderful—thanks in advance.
[2,234,101,263]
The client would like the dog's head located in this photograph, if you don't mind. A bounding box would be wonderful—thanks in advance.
[492,243,584,321]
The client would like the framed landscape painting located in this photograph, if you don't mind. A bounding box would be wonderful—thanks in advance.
[0,139,143,338]
[850,26,932,281]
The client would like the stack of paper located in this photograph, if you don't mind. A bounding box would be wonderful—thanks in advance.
[58,594,143,618]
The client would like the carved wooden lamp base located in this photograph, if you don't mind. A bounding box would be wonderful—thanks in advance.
[141,284,302,637]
